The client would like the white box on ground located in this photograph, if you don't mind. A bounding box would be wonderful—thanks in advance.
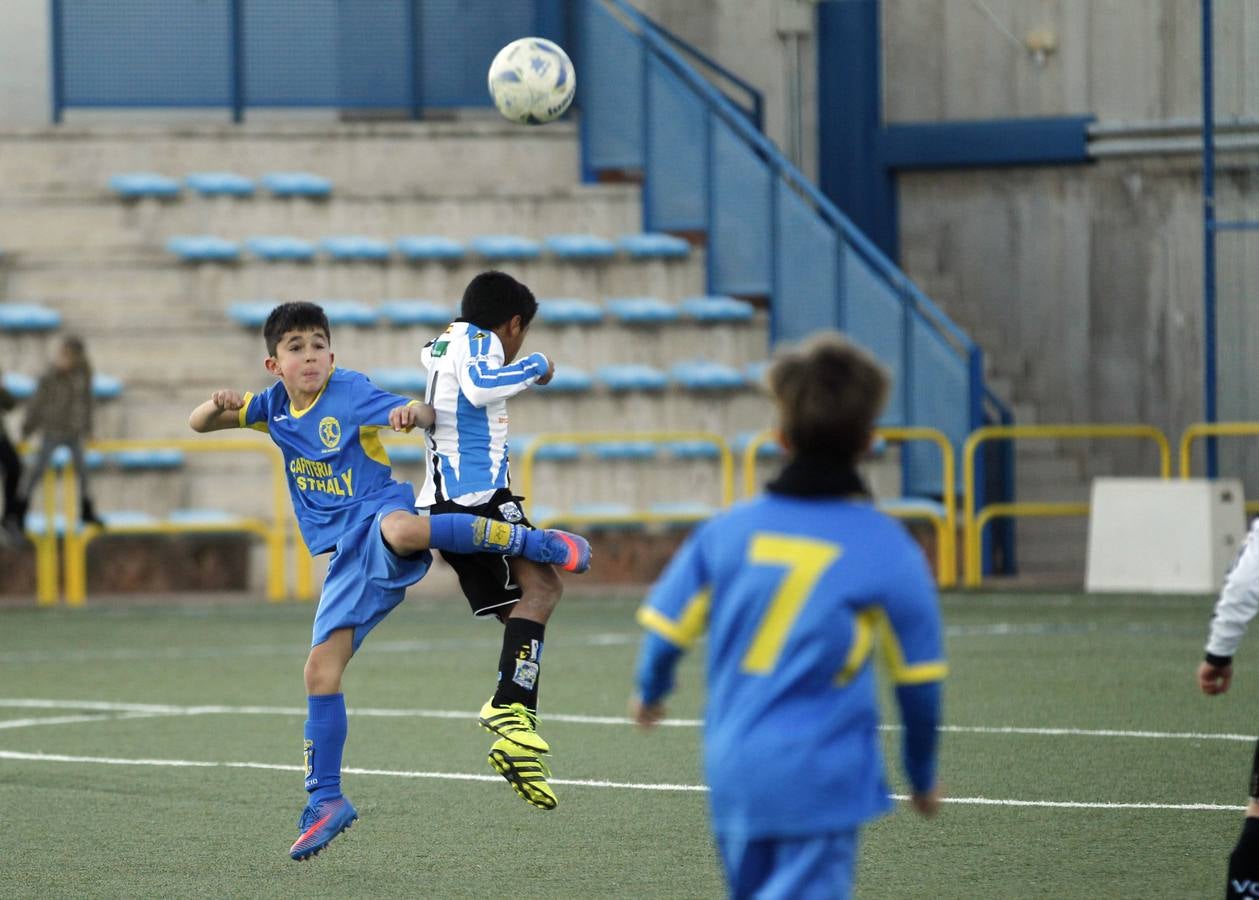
[1085,478,1246,593]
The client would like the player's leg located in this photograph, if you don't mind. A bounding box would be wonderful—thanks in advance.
[66,438,103,527]
[291,627,358,861]
[379,508,590,573]
[480,560,563,810]
[0,431,22,537]
[1226,743,1259,898]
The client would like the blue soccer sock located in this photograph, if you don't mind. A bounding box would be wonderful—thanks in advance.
[304,693,347,805]
[429,512,527,556]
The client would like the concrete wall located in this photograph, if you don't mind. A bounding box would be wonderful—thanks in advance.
[883,0,1255,122]
[0,0,50,125]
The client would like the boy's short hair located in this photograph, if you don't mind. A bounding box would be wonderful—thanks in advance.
[767,331,890,463]
[460,270,538,330]
[263,302,331,356]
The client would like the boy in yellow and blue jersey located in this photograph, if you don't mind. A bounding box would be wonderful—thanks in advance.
[632,331,945,900]
[189,301,589,861]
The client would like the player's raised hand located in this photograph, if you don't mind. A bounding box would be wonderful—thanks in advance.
[910,786,941,819]
[211,389,245,411]
[535,355,555,386]
[630,696,667,731]
[1199,660,1233,695]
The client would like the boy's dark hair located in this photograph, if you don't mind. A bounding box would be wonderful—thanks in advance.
[460,271,538,330]
[263,302,331,356]
[767,331,890,463]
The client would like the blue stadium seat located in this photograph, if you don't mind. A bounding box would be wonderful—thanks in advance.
[318,300,378,326]
[246,236,316,262]
[605,297,679,325]
[596,364,668,392]
[617,233,691,259]
[592,440,658,460]
[669,361,746,390]
[533,442,582,462]
[92,374,124,400]
[744,360,770,386]
[533,368,593,393]
[228,301,278,328]
[528,503,560,525]
[733,430,783,458]
[878,497,948,519]
[112,448,184,470]
[384,444,426,465]
[395,236,466,262]
[536,298,604,326]
[167,508,243,526]
[378,300,454,327]
[470,235,542,260]
[261,172,332,198]
[679,295,756,322]
[320,236,391,262]
[0,303,61,332]
[47,446,106,471]
[565,502,643,530]
[367,367,427,393]
[185,172,256,197]
[166,236,240,262]
[544,234,617,260]
[648,500,715,522]
[663,439,722,460]
[101,510,161,528]
[108,173,181,200]
[23,513,68,535]
[2,372,34,398]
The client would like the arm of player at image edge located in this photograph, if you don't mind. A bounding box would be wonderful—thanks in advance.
[630,533,709,730]
[1200,529,1259,695]
[458,351,554,408]
[188,389,246,433]
[881,546,946,819]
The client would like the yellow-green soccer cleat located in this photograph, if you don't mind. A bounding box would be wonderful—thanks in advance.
[487,737,558,811]
[478,699,550,754]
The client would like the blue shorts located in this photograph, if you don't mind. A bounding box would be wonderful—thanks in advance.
[716,831,857,900]
[312,508,433,651]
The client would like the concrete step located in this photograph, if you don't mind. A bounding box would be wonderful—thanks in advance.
[0,186,644,254]
[0,122,584,198]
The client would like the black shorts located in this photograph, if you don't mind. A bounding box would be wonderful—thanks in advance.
[429,488,532,618]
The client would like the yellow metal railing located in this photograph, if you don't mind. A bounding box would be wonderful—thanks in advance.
[14,440,60,606]
[55,438,291,606]
[741,428,957,587]
[1179,422,1259,515]
[962,424,1171,587]
[517,431,736,525]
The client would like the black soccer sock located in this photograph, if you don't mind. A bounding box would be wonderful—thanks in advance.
[492,617,546,710]
[1227,817,1259,898]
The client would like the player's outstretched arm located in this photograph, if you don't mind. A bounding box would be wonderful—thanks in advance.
[388,401,435,432]
[189,390,245,433]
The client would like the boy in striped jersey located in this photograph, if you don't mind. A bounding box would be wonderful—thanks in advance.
[418,270,583,809]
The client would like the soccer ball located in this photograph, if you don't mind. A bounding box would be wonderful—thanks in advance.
[487,38,576,125]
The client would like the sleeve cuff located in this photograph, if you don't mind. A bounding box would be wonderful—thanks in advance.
[1206,652,1233,667]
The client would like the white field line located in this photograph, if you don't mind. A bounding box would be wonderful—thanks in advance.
[0,698,1253,743]
[0,622,1191,666]
[0,749,1239,810]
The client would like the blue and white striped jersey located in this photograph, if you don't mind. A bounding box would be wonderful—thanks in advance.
[416,321,549,507]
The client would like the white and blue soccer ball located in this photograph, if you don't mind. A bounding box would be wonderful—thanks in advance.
[487,37,576,125]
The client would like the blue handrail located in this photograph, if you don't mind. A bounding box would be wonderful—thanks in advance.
[607,0,976,356]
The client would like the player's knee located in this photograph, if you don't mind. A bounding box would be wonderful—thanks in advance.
[304,651,342,695]
[520,564,563,608]
[379,511,422,556]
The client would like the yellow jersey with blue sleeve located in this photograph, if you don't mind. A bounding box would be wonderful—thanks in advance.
[239,368,417,555]
[635,482,945,839]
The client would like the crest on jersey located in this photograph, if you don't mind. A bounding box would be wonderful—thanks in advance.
[319,416,341,449]
[431,340,449,358]
[498,501,524,523]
